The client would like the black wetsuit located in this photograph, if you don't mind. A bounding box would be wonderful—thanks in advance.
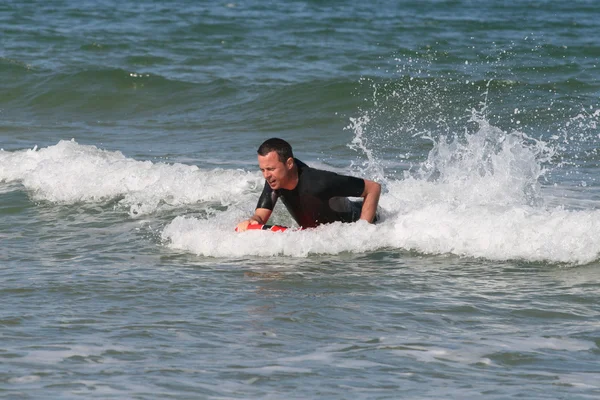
[256,159,367,228]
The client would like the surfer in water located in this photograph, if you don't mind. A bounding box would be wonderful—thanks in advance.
[236,138,381,231]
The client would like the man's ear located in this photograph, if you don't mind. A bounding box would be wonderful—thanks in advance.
[286,157,294,169]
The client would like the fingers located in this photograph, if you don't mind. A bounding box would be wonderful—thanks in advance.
[235,220,251,232]
[235,218,260,232]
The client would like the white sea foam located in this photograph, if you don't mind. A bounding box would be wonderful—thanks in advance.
[0,139,262,216]
[161,201,600,263]
[162,116,600,264]
[2,117,600,264]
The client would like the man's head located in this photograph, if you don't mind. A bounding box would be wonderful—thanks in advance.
[257,138,296,190]
[257,138,293,163]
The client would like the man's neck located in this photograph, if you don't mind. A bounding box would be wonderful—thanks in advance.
[281,161,299,191]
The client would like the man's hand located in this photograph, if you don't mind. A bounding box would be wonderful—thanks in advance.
[235,208,272,232]
[235,218,261,232]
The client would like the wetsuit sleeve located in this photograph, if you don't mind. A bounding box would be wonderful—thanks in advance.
[256,181,279,210]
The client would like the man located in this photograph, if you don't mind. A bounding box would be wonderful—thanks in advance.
[236,138,381,232]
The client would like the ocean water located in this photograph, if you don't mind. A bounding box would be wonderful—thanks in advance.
[1,0,600,398]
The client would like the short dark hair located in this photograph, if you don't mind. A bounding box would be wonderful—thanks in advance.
[257,138,294,163]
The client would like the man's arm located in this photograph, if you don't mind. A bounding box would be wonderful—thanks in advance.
[359,179,381,223]
[236,208,272,232]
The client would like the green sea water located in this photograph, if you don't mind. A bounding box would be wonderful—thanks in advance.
[1,1,600,398]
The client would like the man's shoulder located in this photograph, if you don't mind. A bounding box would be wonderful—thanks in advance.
[295,159,361,193]
[297,158,358,180]
[293,158,365,197]
[294,158,309,170]
[295,158,337,177]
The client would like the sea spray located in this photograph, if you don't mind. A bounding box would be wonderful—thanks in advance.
[410,109,554,207]
[0,139,263,216]
[159,110,600,264]
[371,116,600,264]
[345,114,386,184]
[1,104,598,263]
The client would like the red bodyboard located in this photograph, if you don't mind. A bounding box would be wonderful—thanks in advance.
[235,224,289,232]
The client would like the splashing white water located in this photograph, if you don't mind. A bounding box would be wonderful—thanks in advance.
[161,115,600,264]
[2,130,599,264]
[346,114,385,183]
[410,110,554,207]
[0,139,262,216]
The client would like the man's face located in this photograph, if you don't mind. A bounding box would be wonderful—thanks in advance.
[258,151,292,190]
